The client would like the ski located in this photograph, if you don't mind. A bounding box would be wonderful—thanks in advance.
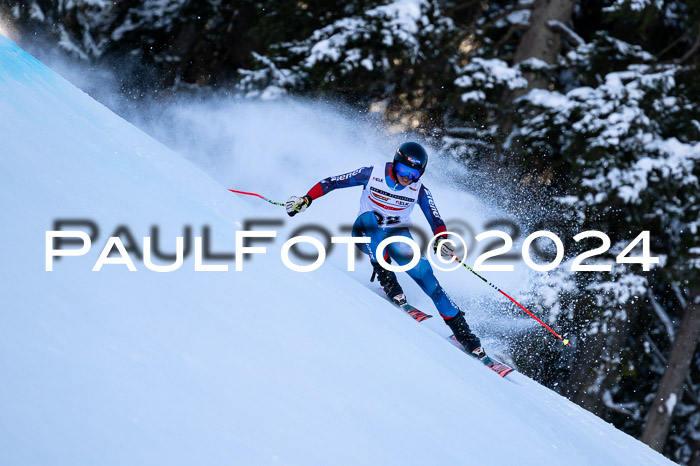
[375,288,513,377]
[375,289,433,322]
[397,302,432,322]
[448,335,515,377]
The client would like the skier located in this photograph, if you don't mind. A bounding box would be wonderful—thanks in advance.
[285,142,486,360]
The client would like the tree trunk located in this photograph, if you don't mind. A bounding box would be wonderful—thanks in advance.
[511,0,578,89]
[640,292,700,452]
[567,300,638,417]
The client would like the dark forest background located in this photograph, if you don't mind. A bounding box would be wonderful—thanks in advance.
[1,1,698,463]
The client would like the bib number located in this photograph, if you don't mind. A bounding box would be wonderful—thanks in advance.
[374,212,401,227]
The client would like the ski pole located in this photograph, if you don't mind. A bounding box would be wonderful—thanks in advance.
[449,254,570,346]
[228,189,285,207]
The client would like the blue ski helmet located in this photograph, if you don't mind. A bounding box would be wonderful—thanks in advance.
[393,142,428,181]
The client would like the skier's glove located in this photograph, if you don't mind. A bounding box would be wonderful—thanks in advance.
[286,195,312,217]
[433,235,455,262]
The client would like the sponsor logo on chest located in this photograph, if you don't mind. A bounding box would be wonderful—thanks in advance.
[370,186,415,203]
[372,192,390,202]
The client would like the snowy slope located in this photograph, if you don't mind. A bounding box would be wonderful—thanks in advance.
[0,35,673,466]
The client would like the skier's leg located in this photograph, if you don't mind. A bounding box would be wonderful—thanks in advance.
[351,212,404,300]
[386,230,482,353]
[384,230,457,316]
[351,211,374,257]
[351,211,387,261]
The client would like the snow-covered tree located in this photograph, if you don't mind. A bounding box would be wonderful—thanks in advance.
[509,33,700,463]
[237,0,458,132]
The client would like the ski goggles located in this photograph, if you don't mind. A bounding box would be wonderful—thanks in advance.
[395,162,421,181]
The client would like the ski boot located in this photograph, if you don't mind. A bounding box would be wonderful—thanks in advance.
[444,311,486,360]
[469,346,488,361]
[371,260,407,305]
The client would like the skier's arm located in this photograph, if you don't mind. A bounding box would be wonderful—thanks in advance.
[286,166,372,217]
[418,186,459,259]
[418,186,456,259]
[305,166,373,200]
[417,185,447,237]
